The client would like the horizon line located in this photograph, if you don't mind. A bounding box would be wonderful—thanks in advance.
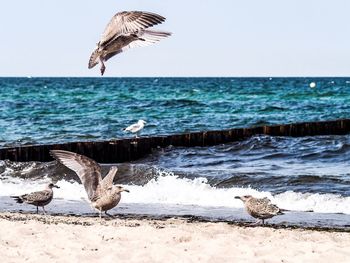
[1,76,350,78]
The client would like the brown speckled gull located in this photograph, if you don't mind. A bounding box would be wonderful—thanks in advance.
[235,195,285,224]
[11,183,59,214]
[50,150,129,218]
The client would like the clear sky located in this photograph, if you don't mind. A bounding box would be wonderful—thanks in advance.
[1,0,349,77]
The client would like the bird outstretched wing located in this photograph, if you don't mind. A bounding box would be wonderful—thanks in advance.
[100,167,118,191]
[50,150,102,200]
[99,11,166,47]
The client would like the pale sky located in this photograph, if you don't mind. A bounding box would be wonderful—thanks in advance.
[0,0,349,77]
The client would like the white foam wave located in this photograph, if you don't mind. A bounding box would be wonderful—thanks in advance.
[1,173,349,214]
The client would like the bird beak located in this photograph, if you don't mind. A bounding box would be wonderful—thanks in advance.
[123,188,130,193]
[234,196,241,200]
[53,185,60,189]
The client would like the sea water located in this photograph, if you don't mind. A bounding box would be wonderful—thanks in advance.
[1,77,350,226]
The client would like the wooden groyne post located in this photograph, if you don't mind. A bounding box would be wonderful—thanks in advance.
[1,119,350,163]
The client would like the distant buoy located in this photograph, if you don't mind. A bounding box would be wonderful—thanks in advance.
[309,82,316,88]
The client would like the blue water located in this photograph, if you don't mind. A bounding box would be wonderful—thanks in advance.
[1,77,350,222]
[1,77,350,146]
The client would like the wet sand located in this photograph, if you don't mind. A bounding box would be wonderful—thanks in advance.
[0,212,349,263]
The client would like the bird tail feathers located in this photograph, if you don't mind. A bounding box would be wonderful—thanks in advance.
[279,208,314,214]
[141,30,172,43]
[278,208,292,214]
[10,196,23,204]
[127,30,172,49]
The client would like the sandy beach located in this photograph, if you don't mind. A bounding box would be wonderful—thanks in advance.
[0,212,349,263]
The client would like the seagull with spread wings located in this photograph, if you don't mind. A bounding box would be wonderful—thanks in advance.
[89,11,172,75]
[50,150,129,218]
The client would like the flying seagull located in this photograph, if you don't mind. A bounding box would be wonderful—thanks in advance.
[50,150,129,218]
[123,119,146,138]
[89,11,172,75]
[10,183,59,214]
[235,195,285,225]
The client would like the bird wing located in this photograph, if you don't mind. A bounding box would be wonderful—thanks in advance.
[259,198,281,214]
[104,50,123,62]
[99,11,166,46]
[125,123,140,132]
[267,203,282,214]
[262,197,272,203]
[22,190,51,204]
[250,198,281,217]
[50,150,102,200]
[118,30,171,53]
[101,167,118,190]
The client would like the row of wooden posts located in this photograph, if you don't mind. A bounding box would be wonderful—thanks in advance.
[0,119,350,163]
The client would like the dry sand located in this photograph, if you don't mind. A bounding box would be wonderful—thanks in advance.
[0,212,349,263]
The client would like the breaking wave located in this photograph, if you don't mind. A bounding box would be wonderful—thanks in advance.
[1,170,349,214]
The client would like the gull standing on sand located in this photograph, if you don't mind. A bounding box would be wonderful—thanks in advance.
[89,11,172,75]
[235,195,285,225]
[50,150,129,218]
[123,120,146,138]
[10,183,60,214]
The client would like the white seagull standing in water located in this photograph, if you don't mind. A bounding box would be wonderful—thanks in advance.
[123,120,146,138]
[89,11,172,75]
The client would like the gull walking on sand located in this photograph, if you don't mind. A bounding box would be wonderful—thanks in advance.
[10,183,59,214]
[89,11,172,75]
[50,150,129,219]
[235,195,285,225]
[123,120,146,138]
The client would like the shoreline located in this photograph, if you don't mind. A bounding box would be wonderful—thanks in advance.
[2,196,350,231]
[0,211,349,233]
[1,212,349,262]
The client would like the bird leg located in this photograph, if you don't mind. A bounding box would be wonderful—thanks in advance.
[105,211,114,218]
[99,58,106,76]
[42,206,47,215]
[99,208,102,220]
[36,206,39,214]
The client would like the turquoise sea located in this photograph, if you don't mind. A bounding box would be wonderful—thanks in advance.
[1,77,350,226]
[1,77,350,146]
